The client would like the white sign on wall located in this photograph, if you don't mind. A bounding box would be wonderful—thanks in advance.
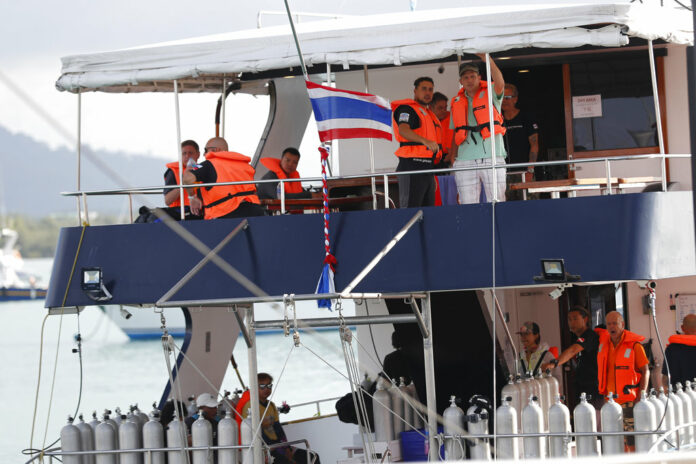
[572,94,603,119]
[675,294,696,332]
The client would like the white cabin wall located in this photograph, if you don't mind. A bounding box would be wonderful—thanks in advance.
[625,275,696,389]
[335,62,461,175]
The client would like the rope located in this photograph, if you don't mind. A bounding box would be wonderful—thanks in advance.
[319,147,336,270]
[161,329,191,464]
[28,313,49,459]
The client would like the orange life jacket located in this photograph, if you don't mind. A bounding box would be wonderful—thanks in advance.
[596,328,646,404]
[259,157,303,194]
[440,113,453,155]
[165,162,190,208]
[450,81,506,146]
[391,99,442,162]
[667,334,696,346]
[200,152,260,220]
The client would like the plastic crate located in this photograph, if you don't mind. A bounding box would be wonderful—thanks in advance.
[399,427,443,462]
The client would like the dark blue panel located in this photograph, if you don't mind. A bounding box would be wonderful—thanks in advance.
[46,192,695,308]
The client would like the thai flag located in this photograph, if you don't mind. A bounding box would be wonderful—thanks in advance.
[306,81,393,142]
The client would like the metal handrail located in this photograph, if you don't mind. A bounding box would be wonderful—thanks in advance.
[59,153,690,198]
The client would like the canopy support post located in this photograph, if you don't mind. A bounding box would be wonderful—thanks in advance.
[648,40,667,191]
[422,292,438,461]
[364,65,378,210]
[174,79,185,220]
[245,306,263,464]
[76,91,83,225]
[484,53,499,202]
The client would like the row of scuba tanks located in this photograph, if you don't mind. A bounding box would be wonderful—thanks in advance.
[443,379,696,460]
[372,376,423,442]
[60,401,252,464]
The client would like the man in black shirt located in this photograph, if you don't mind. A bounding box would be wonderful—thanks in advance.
[542,306,601,408]
[501,83,539,201]
[662,314,696,388]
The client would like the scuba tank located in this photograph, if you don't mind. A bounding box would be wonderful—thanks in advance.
[399,377,413,428]
[240,417,253,464]
[547,394,571,458]
[668,385,686,446]
[495,396,518,460]
[685,381,696,444]
[166,415,188,464]
[573,392,599,456]
[657,387,677,449]
[389,379,405,437]
[218,409,239,464]
[192,410,214,464]
[88,410,100,433]
[119,413,143,464]
[60,416,82,464]
[600,393,624,455]
[95,416,118,464]
[515,374,528,433]
[466,395,491,461]
[77,414,95,464]
[360,373,373,391]
[521,395,544,459]
[187,395,198,417]
[405,381,422,429]
[501,375,521,424]
[535,371,549,430]
[443,395,465,460]
[102,410,119,450]
[113,408,123,427]
[633,392,657,453]
[142,405,165,464]
[131,404,148,429]
[676,383,694,445]
[649,389,669,452]
[373,377,394,441]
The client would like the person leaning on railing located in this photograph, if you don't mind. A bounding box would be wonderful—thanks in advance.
[257,147,311,200]
[182,137,266,219]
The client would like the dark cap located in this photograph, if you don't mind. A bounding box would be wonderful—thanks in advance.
[459,62,480,76]
[517,321,540,335]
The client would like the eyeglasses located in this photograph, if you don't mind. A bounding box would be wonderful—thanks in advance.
[503,95,514,99]
[259,383,273,390]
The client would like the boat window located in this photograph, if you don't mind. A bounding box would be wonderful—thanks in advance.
[570,56,658,152]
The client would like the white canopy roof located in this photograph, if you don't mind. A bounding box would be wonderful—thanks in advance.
[56,2,693,94]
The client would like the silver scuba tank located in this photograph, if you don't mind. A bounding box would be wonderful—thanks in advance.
[77,414,95,464]
[218,409,239,464]
[60,416,83,464]
[88,411,100,433]
[187,395,198,418]
[399,377,413,428]
[113,408,123,427]
[676,383,694,445]
[166,415,188,464]
[101,410,119,451]
[633,392,657,453]
[95,418,117,464]
[466,395,491,461]
[131,404,148,429]
[240,417,253,464]
[142,406,165,464]
[406,381,422,429]
[669,385,686,446]
[521,395,545,459]
[685,381,696,444]
[649,389,669,452]
[443,395,465,460]
[535,371,549,430]
[573,392,599,456]
[545,369,560,399]
[373,377,394,441]
[515,375,528,432]
[501,375,521,425]
[389,379,405,437]
[547,394,571,458]
[495,396,518,460]
[119,413,143,464]
[658,387,677,449]
[220,390,233,416]
[360,373,372,391]
[600,393,624,454]
[192,410,214,464]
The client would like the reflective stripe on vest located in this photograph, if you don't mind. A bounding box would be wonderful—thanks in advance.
[165,162,190,208]
[200,152,260,220]
[450,81,506,146]
[391,99,442,161]
[259,157,303,194]
[596,329,645,404]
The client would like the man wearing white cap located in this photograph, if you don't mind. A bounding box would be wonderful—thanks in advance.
[185,392,219,442]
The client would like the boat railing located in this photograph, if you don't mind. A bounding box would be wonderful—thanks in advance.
[285,395,343,419]
[24,438,315,464]
[59,152,690,223]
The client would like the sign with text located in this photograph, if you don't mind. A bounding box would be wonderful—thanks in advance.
[572,94,602,119]
[676,294,696,332]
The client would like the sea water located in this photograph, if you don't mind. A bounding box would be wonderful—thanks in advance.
[1,259,355,462]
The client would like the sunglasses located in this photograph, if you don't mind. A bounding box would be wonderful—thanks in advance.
[259,383,273,390]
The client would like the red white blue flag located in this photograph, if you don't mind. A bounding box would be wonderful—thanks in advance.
[306,81,392,143]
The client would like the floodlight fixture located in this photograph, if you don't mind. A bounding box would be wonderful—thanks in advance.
[534,259,581,283]
[80,267,112,302]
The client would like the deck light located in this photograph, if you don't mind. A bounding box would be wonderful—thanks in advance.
[81,267,112,302]
[541,259,566,282]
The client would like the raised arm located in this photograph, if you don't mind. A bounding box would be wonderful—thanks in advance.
[476,53,504,95]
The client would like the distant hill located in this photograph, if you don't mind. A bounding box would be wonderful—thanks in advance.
[0,125,171,217]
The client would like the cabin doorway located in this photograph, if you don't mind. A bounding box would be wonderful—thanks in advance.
[501,63,566,181]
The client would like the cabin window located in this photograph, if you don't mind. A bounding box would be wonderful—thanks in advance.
[569,56,658,153]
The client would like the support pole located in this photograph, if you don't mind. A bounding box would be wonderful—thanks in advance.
[174,79,185,220]
[283,0,309,80]
[484,53,498,202]
[221,78,227,139]
[364,65,378,210]
[76,91,82,225]
[648,40,667,191]
[245,306,263,464]
[422,293,438,461]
